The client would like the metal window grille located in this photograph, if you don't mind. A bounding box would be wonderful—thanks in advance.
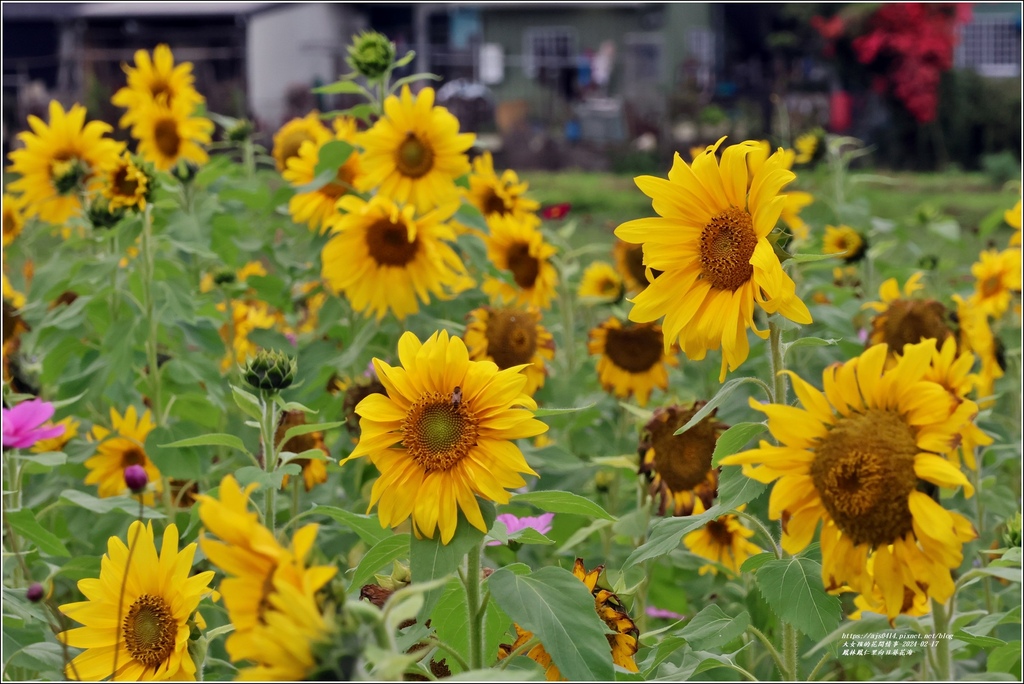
[522,26,578,79]
[955,14,1021,78]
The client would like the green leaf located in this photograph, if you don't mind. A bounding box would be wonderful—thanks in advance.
[56,555,102,582]
[278,421,344,451]
[7,509,69,557]
[739,552,775,573]
[791,253,838,264]
[393,50,416,69]
[711,423,766,467]
[314,140,354,177]
[675,377,768,436]
[623,507,722,569]
[58,490,165,519]
[312,505,392,546]
[313,80,368,95]
[234,464,300,490]
[453,203,489,232]
[5,642,66,673]
[716,466,768,511]
[13,451,67,468]
[161,432,250,455]
[618,402,655,423]
[531,403,595,418]
[350,534,411,591]
[231,385,263,421]
[680,605,750,651]
[782,337,841,358]
[755,557,841,641]
[432,579,512,672]
[488,566,615,681]
[954,631,1006,649]
[988,641,1022,675]
[511,491,616,521]
[390,72,443,92]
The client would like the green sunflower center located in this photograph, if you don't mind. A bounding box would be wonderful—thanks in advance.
[699,207,757,291]
[403,391,479,472]
[647,405,719,493]
[506,242,541,289]
[603,324,663,374]
[810,409,918,547]
[51,156,89,195]
[123,594,177,668]
[483,309,538,369]
[366,219,419,267]
[154,119,182,158]
[872,299,951,354]
[396,133,434,178]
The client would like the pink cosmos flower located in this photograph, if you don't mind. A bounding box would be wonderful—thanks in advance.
[2,399,66,450]
[488,513,555,546]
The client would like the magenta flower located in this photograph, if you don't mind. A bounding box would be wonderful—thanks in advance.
[646,606,687,621]
[488,513,555,546]
[2,399,65,450]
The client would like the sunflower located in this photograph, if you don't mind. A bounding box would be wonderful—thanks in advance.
[746,141,814,241]
[578,261,625,303]
[638,403,724,517]
[613,239,654,294]
[849,583,931,624]
[31,415,79,454]
[58,521,215,681]
[321,194,471,321]
[85,406,163,504]
[498,559,639,680]
[3,194,24,246]
[862,272,953,364]
[200,259,267,294]
[793,131,820,164]
[587,317,678,407]
[343,376,387,439]
[720,340,978,620]
[356,85,475,213]
[953,294,1005,408]
[343,330,547,544]
[1006,200,1021,247]
[100,153,154,212]
[465,151,540,223]
[922,337,992,471]
[7,101,123,225]
[110,44,205,129]
[481,213,559,310]
[969,248,1021,319]
[284,117,361,234]
[273,110,330,172]
[683,500,762,575]
[616,137,812,382]
[129,98,213,171]
[218,299,282,372]
[463,305,555,396]
[275,410,330,491]
[822,224,867,263]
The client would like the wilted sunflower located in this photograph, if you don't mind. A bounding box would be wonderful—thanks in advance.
[275,409,330,491]
[969,248,1021,319]
[463,305,555,397]
[638,403,724,516]
[356,85,474,213]
[58,522,215,681]
[343,330,547,544]
[682,500,762,575]
[110,44,205,129]
[3,194,24,246]
[862,272,953,364]
[273,110,330,172]
[616,137,812,382]
[578,261,625,303]
[747,141,814,242]
[321,194,471,321]
[822,224,867,263]
[481,213,559,310]
[85,406,163,504]
[613,239,654,294]
[100,153,154,212]
[953,293,1004,407]
[1006,200,1021,247]
[721,340,978,620]
[922,337,992,471]
[588,317,677,407]
[499,559,639,679]
[7,101,123,225]
[465,151,540,223]
[284,117,361,234]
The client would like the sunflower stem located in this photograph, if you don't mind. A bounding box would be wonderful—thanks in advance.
[806,650,833,681]
[931,598,953,680]
[258,392,281,537]
[464,540,485,670]
[746,625,787,678]
[969,458,995,614]
[782,621,798,680]
[735,509,782,560]
[557,264,577,376]
[768,319,787,405]
[139,203,163,424]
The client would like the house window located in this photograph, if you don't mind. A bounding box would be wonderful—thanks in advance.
[523,26,577,79]
[955,13,1021,78]
[623,32,663,85]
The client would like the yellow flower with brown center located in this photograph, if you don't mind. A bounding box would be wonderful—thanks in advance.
[721,340,978,620]
[200,259,267,294]
[747,141,814,241]
[356,85,475,213]
[31,415,79,454]
[498,559,639,680]
[283,117,361,234]
[58,521,215,681]
[683,500,762,575]
[275,410,331,491]
[482,213,559,310]
[272,110,330,172]
[588,317,678,407]
[578,261,625,303]
[2,194,25,246]
[218,298,282,372]
[85,406,163,504]
[862,272,953,364]
[969,248,1021,319]
[463,305,555,396]
[616,137,812,382]
[638,402,724,516]
[612,239,656,294]
[7,101,123,225]
[465,151,540,223]
[922,336,992,471]
[822,224,867,263]
[343,330,547,544]
[110,44,205,129]
[849,583,931,624]
[1006,199,1021,247]
[100,153,153,212]
[129,97,213,171]
[953,293,1004,408]
[794,131,820,164]
[321,194,471,321]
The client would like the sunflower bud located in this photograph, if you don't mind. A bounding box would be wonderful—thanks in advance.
[346,31,396,81]
[212,267,238,286]
[1003,512,1022,549]
[226,119,254,143]
[172,159,199,185]
[594,469,615,493]
[373,560,411,592]
[52,158,89,196]
[86,196,125,230]
[243,349,297,392]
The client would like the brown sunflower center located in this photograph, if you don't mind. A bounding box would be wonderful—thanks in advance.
[396,133,434,178]
[624,243,650,288]
[483,309,538,369]
[154,119,181,158]
[114,166,140,198]
[322,161,358,200]
[122,594,177,668]
[810,408,919,547]
[648,407,719,493]
[366,219,419,267]
[149,81,172,102]
[3,208,18,238]
[280,131,314,168]
[481,189,510,217]
[980,276,1003,299]
[604,325,663,374]
[704,518,734,547]
[699,207,757,290]
[402,391,479,472]
[873,299,951,353]
[121,448,146,469]
[506,242,541,289]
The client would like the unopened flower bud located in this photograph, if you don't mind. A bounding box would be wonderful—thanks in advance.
[124,464,148,493]
[347,31,396,81]
[243,349,297,392]
[27,582,45,603]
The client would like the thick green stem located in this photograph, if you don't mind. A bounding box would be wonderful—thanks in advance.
[464,541,485,670]
[931,599,953,681]
[806,651,832,681]
[139,205,163,423]
[746,625,787,678]
[243,139,255,178]
[768,319,787,405]
[782,621,798,680]
[969,460,995,613]
[259,393,280,537]
[557,266,577,376]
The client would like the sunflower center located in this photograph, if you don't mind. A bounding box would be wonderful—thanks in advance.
[122,594,177,668]
[366,219,419,267]
[402,391,479,472]
[699,207,757,291]
[483,309,538,369]
[396,133,434,178]
[649,409,718,492]
[624,244,650,288]
[507,242,541,289]
[280,131,314,168]
[3,209,18,238]
[980,276,1002,299]
[154,119,181,158]
[121,447,146,469]
[114,166,140,198]
[51,156,88,195]
[810,409,919,547]
[874,299,951,353]
[704,518,734,547]
[604,325,663,374]
[149,81,172,102]
[481,189,510,217]
[322,162,358,199]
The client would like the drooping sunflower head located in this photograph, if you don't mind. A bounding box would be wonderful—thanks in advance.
[284,117,361,233]
[129,97,213,171]
[100,153,155,212]
[969,248,1022,319]
[356,85,475,213]
[482,212,559,310]
[465,151,540,223]
[578,261,625,303]
[2,194,25,246]
[275,410,331,491]
[862,272,954,363]
[587,317,678,407]
[823,224,867,263]
[616,137,812,382]
[272,110,331,172]
[84,406,163,504]
[638,402,725,516]
[111,44,205,129]
[463,305,555,397]
[683,501,762,575]
[344,330,547,544]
